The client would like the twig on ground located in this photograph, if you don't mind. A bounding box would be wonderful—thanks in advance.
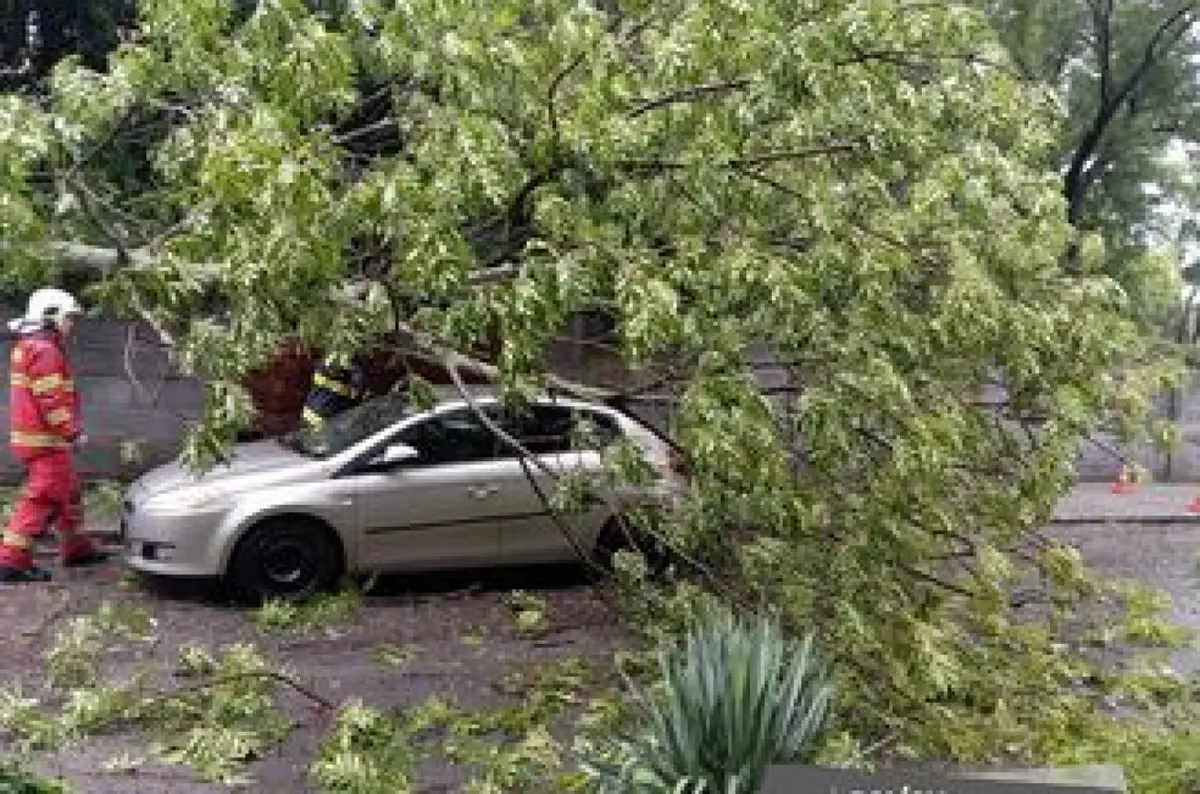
[19,589,73,641]
[163,669,337,712]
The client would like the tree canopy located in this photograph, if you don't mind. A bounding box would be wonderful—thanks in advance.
[977,0,1199,327]
[0,0,1191,775]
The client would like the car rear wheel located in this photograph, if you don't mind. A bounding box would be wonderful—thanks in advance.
[592,516,671,579]
[226,517,342,606]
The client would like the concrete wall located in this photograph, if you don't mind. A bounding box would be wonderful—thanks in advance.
[553,336,1200,485]
[0,306,204,484]
[1073,371,1200,483]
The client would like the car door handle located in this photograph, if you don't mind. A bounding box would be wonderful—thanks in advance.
[468,484,500,499]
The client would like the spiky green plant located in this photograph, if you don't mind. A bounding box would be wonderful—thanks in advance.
[582,602,836,793]
[0,761,69,794]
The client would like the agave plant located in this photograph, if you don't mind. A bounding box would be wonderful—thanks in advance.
[582,602,836,793]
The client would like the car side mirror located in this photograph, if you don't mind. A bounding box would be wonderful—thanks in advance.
[374,442,419,468]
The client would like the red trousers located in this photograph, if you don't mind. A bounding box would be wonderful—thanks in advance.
[0,450,97,569]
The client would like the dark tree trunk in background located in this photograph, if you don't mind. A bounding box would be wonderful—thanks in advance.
[0,0,33,87]
[1,0,134,91]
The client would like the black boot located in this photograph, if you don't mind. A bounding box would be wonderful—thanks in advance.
[0,565,52,583]
[61,549,111,568]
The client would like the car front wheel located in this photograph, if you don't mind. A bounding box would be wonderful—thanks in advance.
[226,517,342,606]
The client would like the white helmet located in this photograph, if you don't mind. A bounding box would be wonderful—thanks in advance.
[6,287,83,333]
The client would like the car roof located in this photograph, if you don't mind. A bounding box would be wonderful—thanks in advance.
[422,383,611,411]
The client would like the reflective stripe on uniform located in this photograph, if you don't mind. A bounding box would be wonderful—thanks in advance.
[9,373,73,394]
[44,375,73,394]
[45,408,73,425]
[1,531,33,550]
[302,406,325,427]
[9,431,68,448]
[313,372,355,398]
[31,374,67,394]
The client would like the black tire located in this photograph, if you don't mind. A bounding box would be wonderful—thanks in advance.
[592,517,671,579]
[226,517,343,606]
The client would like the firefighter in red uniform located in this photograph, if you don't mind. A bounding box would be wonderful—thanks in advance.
[0,287,108,582]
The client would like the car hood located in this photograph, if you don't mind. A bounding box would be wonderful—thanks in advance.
[133,440,323,498]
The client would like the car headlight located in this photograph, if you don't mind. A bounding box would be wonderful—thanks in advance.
[141,485,228,512]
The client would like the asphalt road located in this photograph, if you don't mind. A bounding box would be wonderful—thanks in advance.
[1051,522,1200,676]
[1051,484,1200,674]
[3,561,624,794]
[0,483,1195,792]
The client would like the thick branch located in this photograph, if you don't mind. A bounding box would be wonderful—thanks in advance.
[548,52,587,137]
[1080,153,1111,194]
[38,239,527,294]
[333,117,399,147]
[616,142,861,174]
[41,129,854,282]
[406,335,615,404]
[627,79,753,118]
[1086,0,1114,105]
[40,241,221,278]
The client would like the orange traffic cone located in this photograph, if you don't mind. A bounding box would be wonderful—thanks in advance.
[1111,465,1137,495]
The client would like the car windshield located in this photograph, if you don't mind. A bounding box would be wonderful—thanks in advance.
[280,392,419,459]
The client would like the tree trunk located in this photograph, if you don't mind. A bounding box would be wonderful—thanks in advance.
[239,327,501,439]
[241,342,319,438]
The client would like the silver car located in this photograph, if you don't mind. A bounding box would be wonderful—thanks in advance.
[120,387,686,603]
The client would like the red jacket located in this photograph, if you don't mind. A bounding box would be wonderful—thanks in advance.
[8,328,81,460]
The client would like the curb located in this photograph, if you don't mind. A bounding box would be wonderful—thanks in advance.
[1051,515,1200,525]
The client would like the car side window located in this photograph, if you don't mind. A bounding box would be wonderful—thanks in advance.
[496,405,622,457]
[393,407,505,465]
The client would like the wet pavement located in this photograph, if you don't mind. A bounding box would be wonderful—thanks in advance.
[2,560,624,793]
[0,483,1196,791]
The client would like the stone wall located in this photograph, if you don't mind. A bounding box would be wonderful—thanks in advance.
[2,300,1198,485]
[606,352,1200,486]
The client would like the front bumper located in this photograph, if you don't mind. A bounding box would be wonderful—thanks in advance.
[121,491,229,578]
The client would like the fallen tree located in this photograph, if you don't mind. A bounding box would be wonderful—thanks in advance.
[0,0,1196,788]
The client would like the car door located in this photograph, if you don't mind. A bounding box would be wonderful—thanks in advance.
[497,404,617,565]
[347,406,509,573]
